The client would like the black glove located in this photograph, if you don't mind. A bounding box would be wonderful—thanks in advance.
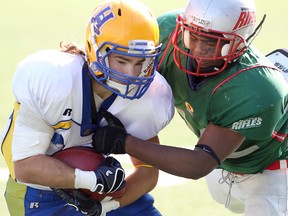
[93,156,126,193]
[52,189,102,216]
[92,110,128,154]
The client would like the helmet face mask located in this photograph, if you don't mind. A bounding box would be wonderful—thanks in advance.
[89,40,161,99]
[85,0,161,99]
[172,0,257,76]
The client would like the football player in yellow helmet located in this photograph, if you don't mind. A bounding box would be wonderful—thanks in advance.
[2,0,174,215]
[85,0,161,99]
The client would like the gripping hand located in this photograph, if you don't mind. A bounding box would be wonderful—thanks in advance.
[92,110,128,154]
[93,156,126,194]
[72,190,102,216]
[52,189,102,216]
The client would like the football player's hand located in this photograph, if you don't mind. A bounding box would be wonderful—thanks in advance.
[92,110,128,154]
[93,156,126,194]
[52,189,119,216]
[71,190,102,216]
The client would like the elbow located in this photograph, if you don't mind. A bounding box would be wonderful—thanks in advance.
[184,173,205,180]
[150,174,158,190]
[182,166,215,180]
[184,153,219,180]
[14,165,25,182]
[193,168,212,179]
[143,168,159,192]
[14,159,32,183]
[189,173,205,180]
[148,170,159,192]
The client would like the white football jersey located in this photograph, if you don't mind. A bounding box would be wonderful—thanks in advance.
[10,49,174,161]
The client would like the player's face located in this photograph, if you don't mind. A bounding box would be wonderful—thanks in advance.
[183,30,226,68]
[108,53,145,84]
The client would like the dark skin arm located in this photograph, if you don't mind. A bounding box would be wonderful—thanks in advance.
[125,123,245,179]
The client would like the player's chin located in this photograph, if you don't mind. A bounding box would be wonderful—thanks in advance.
[199,64,213,69]
[197,59,213,68]
[200,60,224,69]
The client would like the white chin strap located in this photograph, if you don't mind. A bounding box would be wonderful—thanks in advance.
[105,58,152,96]
[106,79,126,94]
[106,79,135,95]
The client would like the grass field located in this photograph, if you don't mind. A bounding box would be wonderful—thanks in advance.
[1,0,287,215]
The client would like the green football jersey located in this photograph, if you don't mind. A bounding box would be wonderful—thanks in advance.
[157,10,288,174]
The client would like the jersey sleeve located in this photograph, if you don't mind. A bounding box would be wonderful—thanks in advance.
[12,50,76,127]
[147,72,175,136]
[209,67,288,140]
[12,104,54,161]
[11,50,82,160]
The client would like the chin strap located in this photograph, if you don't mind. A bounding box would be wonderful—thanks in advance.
[195,144,221,165]
[246,14,266,44]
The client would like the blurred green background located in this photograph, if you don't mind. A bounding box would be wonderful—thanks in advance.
[0,0,287,215]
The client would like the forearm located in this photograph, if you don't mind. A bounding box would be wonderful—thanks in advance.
[117,166,158,207]
[125,136,217,179]
[14,154,75,188]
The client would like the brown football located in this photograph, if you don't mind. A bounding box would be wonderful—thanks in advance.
[53,146,126,201]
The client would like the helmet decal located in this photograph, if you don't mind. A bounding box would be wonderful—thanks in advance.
[91,6,115,37]
[233,7,256,31]
[186,14,212,31]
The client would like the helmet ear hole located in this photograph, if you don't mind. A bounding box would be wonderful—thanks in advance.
[182,29,190,49]
[221,43,230,57]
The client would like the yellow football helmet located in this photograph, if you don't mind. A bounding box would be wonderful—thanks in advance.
[85,0,161,99]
